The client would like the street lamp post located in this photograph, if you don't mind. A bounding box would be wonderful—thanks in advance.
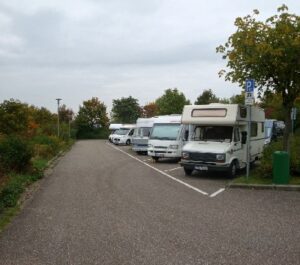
[56,98,62,137]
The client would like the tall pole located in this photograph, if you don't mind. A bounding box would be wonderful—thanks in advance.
[56,98,62,137]
[246,105,251,179]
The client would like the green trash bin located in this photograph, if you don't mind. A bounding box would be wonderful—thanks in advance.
[273,151,290,184]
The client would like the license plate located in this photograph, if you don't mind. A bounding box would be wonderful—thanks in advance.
[156,153,164,157]
[195,166,208,171]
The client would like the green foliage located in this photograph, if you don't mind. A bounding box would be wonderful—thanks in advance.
[156,88,190,115]
[217,5,300,150]
[111,96,141,123]
[76,127,109,139]
[230,92,245,104]
[195,89,219,105]
[75,97,109,139]
[0,157,48,214]
[0,136,33,172]
[31,135,62,158]
[0,174,25,208]
[0,99,30,135]
[257,136,300,178]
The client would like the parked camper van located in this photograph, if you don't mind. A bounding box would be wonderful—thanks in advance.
[147,115,188,161]
[108,124,122,143]
[180,104,265,177]
[112,124,135,145]
[132,118,156,154]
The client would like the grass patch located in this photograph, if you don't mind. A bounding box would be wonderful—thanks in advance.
[0,206,20,233]
[233,173,300,185]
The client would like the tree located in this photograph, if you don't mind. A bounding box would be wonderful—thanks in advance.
[142,102,159,118]
[195,89,219,105]
[216,5,300,151]
[229,92,245,105]
[59,104,74,123]
[75,97,109,139]
[259,91,285,120]
[156,88,190,115]
[0,99,30,135]
[111,96,141,123]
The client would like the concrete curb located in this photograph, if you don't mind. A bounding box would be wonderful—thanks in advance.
[227,183,300,191]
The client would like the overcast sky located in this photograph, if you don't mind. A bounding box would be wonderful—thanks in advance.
[0,0,299,113]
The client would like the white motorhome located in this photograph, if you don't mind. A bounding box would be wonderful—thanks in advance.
[180,104,265,177]
[147,115,188,162]
[108,124,122,142]
[112,124,135,145]
[132,118,156,154]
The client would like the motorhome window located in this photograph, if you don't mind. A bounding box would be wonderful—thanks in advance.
[129,129,134,136]
[141,127,151,137]
[234,128,240,142]
[193,126,233,142]
[261,122,264,133]
[239,106,247,118]
[115,129,130,135]
[191,109,227,117]
[251,123,258,137]
[150,124,180,140]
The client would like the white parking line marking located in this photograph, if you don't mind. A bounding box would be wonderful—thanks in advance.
[164,167,182,172]
[107,144,209,196]
[209,188,225,198]
[143,158,152,162]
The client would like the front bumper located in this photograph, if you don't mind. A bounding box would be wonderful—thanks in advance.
[148,149,181,158]
[132,144,148,152]
[180,160,230,172]
[113,138,126,145]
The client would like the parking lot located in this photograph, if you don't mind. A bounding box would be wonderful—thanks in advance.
[1,140,299,265]
[108,142,234,197]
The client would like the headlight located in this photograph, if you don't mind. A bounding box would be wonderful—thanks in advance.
[169,145,179,149]
[216,154,225,161]
[182,152,190,159]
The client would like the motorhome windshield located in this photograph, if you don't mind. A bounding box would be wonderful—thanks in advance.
[150,124,180,141]
[192,126,233,142]
[115,128,130,135]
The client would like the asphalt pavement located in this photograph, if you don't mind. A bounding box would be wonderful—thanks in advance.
[0,140,299,265]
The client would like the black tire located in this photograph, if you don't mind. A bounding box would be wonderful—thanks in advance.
[152,156,159,162]
[126,139,131,145]
[228,160,238,178]
[184,167,193,176]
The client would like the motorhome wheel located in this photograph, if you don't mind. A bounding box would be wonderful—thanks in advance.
[184,167,193,176]
[229,160,238,178]
[126,139,131,145]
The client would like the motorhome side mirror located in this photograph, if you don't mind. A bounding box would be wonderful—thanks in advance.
[241,131,247,144]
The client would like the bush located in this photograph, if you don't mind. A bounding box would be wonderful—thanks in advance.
[0,136,33,172]
[31,135,63,158]
[256,136,300,178]
[0,175,25,208]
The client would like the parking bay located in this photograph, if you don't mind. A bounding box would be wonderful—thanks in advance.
[112,144,230,197]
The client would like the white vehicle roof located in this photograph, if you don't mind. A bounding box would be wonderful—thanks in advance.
[152,114,181,124]
[109,123,123,130]
[135,118,156,128]
[120,124,136,129]
[182,104,264,125]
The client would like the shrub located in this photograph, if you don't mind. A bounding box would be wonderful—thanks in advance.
[0,136,33,172]
[256,136,300,178]
[31,135,63,158]
[0,175,25,207]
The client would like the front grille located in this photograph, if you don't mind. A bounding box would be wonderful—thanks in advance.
[189,152,216,162]
[154,146,167,149]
